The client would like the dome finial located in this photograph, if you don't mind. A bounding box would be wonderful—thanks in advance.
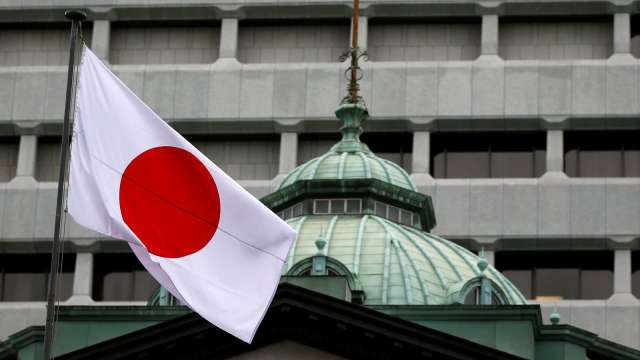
[477,247,488,273]
[550,306,561,325]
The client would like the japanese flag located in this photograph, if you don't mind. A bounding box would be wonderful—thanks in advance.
[67,46,296,343]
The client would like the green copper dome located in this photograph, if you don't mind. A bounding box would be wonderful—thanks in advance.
[284,214,527,305]
[265,100,526,306]
[277,103,416,191]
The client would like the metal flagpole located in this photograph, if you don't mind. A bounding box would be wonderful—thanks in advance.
[43,9,86,360]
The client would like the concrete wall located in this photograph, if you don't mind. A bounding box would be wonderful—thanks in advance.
[500,21,612,60]
[237,24,349,63]
[0,2,639,351]
[368,23,480,61]
[110,25,220,64]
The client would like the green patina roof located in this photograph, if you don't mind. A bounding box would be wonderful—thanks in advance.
[284,214,527,306]
[271,101,526,306]
[277,103,416,191]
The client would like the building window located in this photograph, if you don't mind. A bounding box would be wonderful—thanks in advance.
[189,135,280,180]
[238,20,349,63]
[374,201,420,227]
[313,199,362,215]
[35,137,63,181]
[0,254,74,301]
[110,23,220,64]
[278,203,304,220]
[297,132,412,171]
[463,287,503,305]
[565,131,640,177]
[0,25,92,66]
[368,19,481,62]
[0,137,19,182]
[431,132,546,178]
[496,251,613,300]
[93,253,158,301]
[633,251,640,299]
[499,17,612,60]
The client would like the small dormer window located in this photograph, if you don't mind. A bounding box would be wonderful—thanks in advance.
[278,203,303,220]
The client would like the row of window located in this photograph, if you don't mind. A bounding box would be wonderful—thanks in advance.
[1,251,638,302]
[8,16,640,65]
[1,131,640,182]
[278,199,421,228]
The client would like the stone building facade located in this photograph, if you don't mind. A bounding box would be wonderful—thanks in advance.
[0,0,639,352]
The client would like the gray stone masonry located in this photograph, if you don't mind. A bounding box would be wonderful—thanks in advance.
[614,13,631,54]
[219,18,238,59]
[279,133,298,174]
[91,20,110,61]
[411,131,430,174]
[68,253,93,304]
[615,250,632,294]
[545,130,564,173]
[14,135,36,178]
[481,15,498,55]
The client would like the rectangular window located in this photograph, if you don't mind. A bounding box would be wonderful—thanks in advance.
[346,199,362,214]
[238,20,349,63]
[292,203,304,217]
[0,26,92,66]
[110,23,220,64]
[330,199,345,214]
[36,137,62,181]
[374,201,387,218]
[314,200,330,214]
[399,209,413,226]
[496,251,613,300]
[368,19,481,61]
[431,132,546,179]
[0,254,74,301]
[189,135,280,180]
[0,137,19,182]
[565,131,640,177]
[93,253,158,301]
[499,17,612,60]
[388,206,400,222]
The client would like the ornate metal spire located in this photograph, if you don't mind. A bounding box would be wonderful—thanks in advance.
[340,0,368,105]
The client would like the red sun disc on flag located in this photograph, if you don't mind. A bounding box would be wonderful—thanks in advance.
[119,146,221,258]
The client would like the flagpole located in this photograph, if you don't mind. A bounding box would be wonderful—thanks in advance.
[43,9,86,360]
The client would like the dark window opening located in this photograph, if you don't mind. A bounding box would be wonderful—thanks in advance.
[93,253,158,301]
[463,287,502,305]
[0,253,74,301]
[0,137,19,182]
[633,251,640,299]
[496,251,613,300]
[431,132,546,178]
[565,131,640,177]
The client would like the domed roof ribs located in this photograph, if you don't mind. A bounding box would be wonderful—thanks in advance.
[322,215,339,257]
[395,238,429,304]
[286,216,308,271]
[396,223,462,283]
[310,151,335,179]
[373,216,447,291]
[384,158,417,191]
[372,155,392,184]
[486,266,527,304]
[352,215,369,275]
[337,152,348,179]
[381,234,392,304]
[414,229,476,279]
[391,239,414,304]
[357,152,371,177]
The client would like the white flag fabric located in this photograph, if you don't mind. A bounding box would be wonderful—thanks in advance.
[67,46,296,343]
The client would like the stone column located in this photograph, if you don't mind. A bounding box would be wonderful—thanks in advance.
[352,16,368,50]
[481,14,499,56]
[411,131,430,174]
[278,132,298,174]
[219,18,239,59]
[14,135,37,179]
[484,250,495,267]
[614,250,632,294]
[68,253,94,304]
[545,130,564,173]
[613,13,631,55]
[91,20,111,61]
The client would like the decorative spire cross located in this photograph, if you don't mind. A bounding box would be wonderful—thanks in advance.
[340,0,368,104]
